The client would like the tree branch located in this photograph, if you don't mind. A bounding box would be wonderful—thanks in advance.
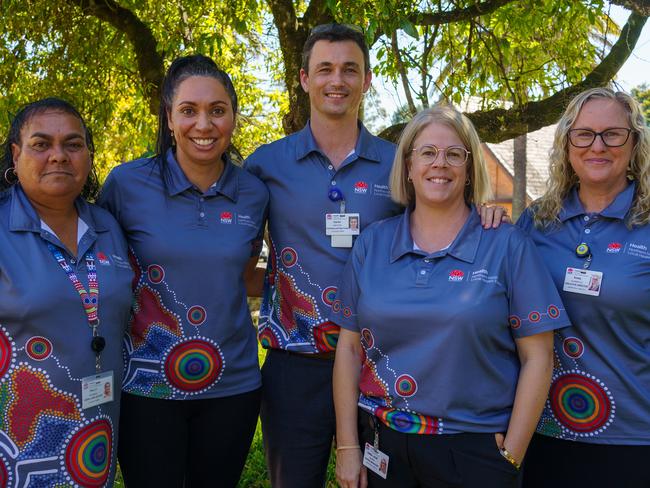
[409,0,515,26]
[379,12,647,143]
[391,32,417,115]
[68,0,164,115]
[610,0,650,16]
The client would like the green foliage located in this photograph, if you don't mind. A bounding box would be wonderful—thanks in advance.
[631,83,650,122]
[0,0,285,179]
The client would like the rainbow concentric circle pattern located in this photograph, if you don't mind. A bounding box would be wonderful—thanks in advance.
[395,374,417,397]
[562,337,584,359]
[280,247,298,267]
[25,336,53,361]
[0,327,13,378]
[187,306,207,326]
[147,264,165,284]
[164,339,223,392]
[549,371,613,434]
[321,286,337,306]
[65,419,112,487]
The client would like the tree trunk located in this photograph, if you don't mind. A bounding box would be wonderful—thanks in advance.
[512,134,527,221]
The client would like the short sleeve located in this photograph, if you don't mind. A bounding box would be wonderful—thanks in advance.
[515,206,535,235]
[328,233,367,332]
[505,232,570,338]
[97,170,122,224]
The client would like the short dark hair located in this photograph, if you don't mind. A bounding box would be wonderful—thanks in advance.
[302,23,370,73]
[0,97,99,200]
[156,54,238,159]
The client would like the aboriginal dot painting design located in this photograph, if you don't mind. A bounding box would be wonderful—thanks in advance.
[313,321,339,352]
[0,455,10,487]
[508,315,521,330]
[147,264,165,284]
[163,339,223,393]
[361,328,374,349]
[562,337,585,359]
[395,374,418,397]
[275,270,318,339]
[375,406,442,434]
[359,359,389,399]
[0,326,14,378]
[280,247,298,267]
[547,305,560,319]
[548,371,614,435]
[258,327,281,349]
[25,336,53,361]
[321,286,337,306]
[187,306,207,326]
[528,311,541,323]
[64,419,112,487]
[130,285,182,348]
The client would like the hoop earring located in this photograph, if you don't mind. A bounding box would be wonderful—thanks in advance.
[465,177,471,186]
[4,167,17,185]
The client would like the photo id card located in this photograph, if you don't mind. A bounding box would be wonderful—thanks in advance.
[563,267,603,296]
[363,442,389,479]
[325,213,360,236]
[81,370,114,410]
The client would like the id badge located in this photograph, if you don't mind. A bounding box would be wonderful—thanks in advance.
[325,213,360,236]
[81,370,114,409]
[363,442,389,479]
[563,267,603,296]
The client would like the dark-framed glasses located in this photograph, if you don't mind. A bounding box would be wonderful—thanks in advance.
[568,128,633,148]
[411,144,470,167]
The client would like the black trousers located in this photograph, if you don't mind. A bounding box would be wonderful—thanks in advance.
[358,410,520,488]
[523,433,650,488]
[118,389,261,488]
[260,349,336,488]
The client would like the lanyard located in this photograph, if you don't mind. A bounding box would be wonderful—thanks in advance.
[47,243,105,373]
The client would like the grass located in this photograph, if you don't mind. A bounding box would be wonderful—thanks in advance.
[114,299,338,487]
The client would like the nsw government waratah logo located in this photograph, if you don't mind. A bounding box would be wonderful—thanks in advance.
[220,211,233,224]
[606,242,622,253]
[448,269,464,282]
[96,252,111,266]
[354,181,368,194]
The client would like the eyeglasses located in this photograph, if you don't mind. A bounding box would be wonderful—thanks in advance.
[411,144,470,167]
[568,128,632,148]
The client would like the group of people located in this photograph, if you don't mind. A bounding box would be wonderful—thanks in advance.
[0,21,648,488]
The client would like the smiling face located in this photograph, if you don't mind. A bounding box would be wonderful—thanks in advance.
[568,98,634,194]
[11,110,91,205]
[167,75,235,170]
[300,40,371,122]
[408,122,468,210]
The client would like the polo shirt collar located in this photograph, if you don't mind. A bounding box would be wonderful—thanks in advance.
[163,148,239,202]
[559,181,635,222]
[9,185,106,257]
[295,121,382,163]
[390,205,482,264]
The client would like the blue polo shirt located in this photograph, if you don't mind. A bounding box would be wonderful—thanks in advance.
[245,122,401,353]
[0,185,133,487]
[98,149,268,400]
[330,208,569,434]
[517,182,650,445]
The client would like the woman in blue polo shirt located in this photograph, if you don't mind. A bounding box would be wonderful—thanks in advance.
[518,88,650,487]
[0,98,133,486]
[98,55,268,487]
[332,105,568,488]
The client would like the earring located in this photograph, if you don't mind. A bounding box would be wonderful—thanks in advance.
[465,177,471,186]
[407,175,412,182]
[171,130,176,146]
[4,167,17,185]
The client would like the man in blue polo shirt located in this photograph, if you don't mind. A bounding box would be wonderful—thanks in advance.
[245,23,401,487]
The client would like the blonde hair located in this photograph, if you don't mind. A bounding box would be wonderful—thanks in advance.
[390,105,492,207]
[533,87,650,228]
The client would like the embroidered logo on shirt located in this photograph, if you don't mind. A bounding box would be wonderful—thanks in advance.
[448,269,464,282]
[470,269,500,284]
[372,184,391,198]
[220,211,233,224]
[354,181,368,194]
[237,214,257,228]
[606,242,622,253]
[96,252,111,266]
[627,242,650,259]
[110,254,131,269]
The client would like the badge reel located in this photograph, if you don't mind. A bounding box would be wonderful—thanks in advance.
[325,187,360,248]
[563,242,603,297]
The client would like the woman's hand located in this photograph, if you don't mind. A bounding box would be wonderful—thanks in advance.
[477,204,511,228]
[494,432,523,466]
[336,448,367,488]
